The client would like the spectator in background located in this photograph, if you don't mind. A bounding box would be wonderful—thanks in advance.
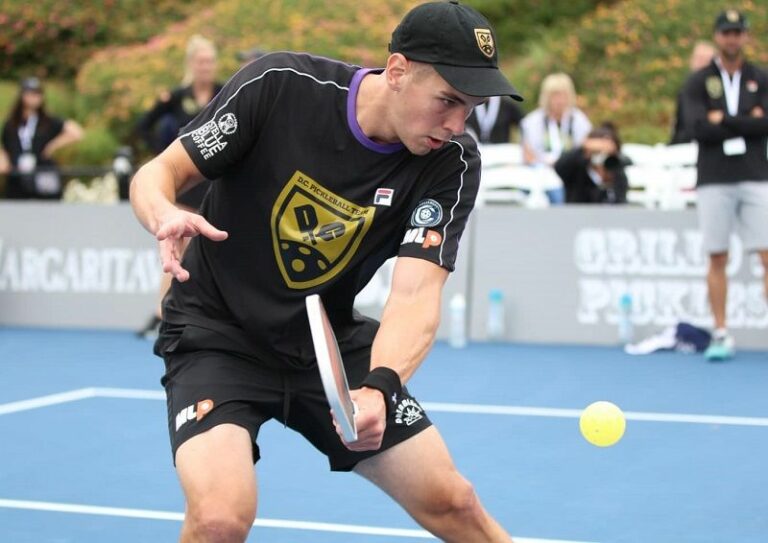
[0,77,83,199]
[553,122,629,204]
[669,40,716,144]
[465,95,523,143]
[135,35,223,338]
[682,9,768,361]
[520,72,592,203]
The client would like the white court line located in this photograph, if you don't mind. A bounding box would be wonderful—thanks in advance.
[0,388,96,416]
[92,388,768,428]
[0,498,595,543]
[2,387,767,427]
[421,402,768,427]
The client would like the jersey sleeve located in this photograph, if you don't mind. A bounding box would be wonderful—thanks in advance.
[177,59,279,180]
[397,135,480,272]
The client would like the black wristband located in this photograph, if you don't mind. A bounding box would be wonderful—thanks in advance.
[361,367,403,417]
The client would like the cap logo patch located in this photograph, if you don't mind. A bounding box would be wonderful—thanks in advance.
[474,28,495,58]
[726,10,739,23]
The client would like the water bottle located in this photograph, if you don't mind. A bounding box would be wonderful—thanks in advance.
[449,293,467,348]
[618,292,634,345]
[487,289,506,341]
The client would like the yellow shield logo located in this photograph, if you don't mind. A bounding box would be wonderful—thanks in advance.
[706,76,723,99]
[271,171,375,289]
[474,28,495,58]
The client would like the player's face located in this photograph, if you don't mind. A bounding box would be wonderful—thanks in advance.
[395,65,486,156]
[714,29,748,61]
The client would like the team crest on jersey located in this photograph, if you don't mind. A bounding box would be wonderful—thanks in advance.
[271,171,376,289]
[474,28,495,58]
[706,76,723,100]
[410,199,443,227]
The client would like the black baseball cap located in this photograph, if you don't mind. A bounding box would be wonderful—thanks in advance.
[714,9,748,32]
[389,0,523,100]
[20,77,42,92]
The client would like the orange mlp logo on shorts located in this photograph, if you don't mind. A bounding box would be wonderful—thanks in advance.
[175,399,215,432]
[196,399,214,422]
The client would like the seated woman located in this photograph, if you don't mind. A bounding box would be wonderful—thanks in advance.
[553,122,630,204]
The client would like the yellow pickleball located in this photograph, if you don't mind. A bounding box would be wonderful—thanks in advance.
[579,401,626,447]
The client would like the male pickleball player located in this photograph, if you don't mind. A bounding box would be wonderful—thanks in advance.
[130,2,521,541]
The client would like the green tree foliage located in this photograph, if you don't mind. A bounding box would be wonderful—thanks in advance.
[505,0,768,142]
[0,0,208,78]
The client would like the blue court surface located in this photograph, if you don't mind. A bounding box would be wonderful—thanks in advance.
[1,327,766,543]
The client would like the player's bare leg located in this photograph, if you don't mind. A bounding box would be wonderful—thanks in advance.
[355,426,513,543]
[176,424,256,543]
[707,252,729,330]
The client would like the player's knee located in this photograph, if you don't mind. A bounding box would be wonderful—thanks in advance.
[187,506,253,542]
[427,474,483,522]
[709,253,729,270]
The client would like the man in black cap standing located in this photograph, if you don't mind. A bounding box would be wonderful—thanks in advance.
[130,1,520,541]
[682,9,768,361]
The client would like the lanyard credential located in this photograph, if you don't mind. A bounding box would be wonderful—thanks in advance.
[474,96,501,142]
[18,115,38,152]
[718,64,741,116]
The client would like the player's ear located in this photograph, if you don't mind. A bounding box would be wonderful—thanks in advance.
[385,53,408,92]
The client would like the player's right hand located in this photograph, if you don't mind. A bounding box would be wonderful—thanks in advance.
[155,209,228,282]
[336,387,387,451]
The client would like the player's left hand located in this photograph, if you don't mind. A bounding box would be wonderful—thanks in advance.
[156,208,228,281]
[335,387,387,451]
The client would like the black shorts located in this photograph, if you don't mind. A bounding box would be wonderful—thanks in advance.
[161,328,432,472]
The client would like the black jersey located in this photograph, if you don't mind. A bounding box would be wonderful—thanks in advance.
[683,59,768,186]
[161,52,480,368]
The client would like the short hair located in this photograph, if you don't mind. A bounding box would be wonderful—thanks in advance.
[538,72,577,111]
[182,35,217,86]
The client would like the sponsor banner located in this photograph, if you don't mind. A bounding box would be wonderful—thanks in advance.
[470,207,767,348]
[0,202,160,329]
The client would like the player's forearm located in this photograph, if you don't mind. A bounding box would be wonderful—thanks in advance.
[721,115,768,137]
[129,160,180,235]
[370,286,441,384]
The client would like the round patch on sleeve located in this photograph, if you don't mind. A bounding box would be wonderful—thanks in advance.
[410,199,443,227]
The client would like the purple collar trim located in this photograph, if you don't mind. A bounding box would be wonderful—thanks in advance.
[347,68,404,154]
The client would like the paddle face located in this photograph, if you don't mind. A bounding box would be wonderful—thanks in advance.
[305,294,357,442]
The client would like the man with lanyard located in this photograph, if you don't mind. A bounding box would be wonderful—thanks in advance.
[682,9,768,360]
[130,1,522,541]
[465,95,523,143]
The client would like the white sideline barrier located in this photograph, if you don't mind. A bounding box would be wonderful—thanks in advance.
[477,142,700,209]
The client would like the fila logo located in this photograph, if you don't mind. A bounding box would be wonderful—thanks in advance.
[175,399,214,431]
[401,227,442,249]
[374,188,394,206]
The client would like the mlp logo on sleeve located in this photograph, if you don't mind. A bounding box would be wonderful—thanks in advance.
[271,171,375,289]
